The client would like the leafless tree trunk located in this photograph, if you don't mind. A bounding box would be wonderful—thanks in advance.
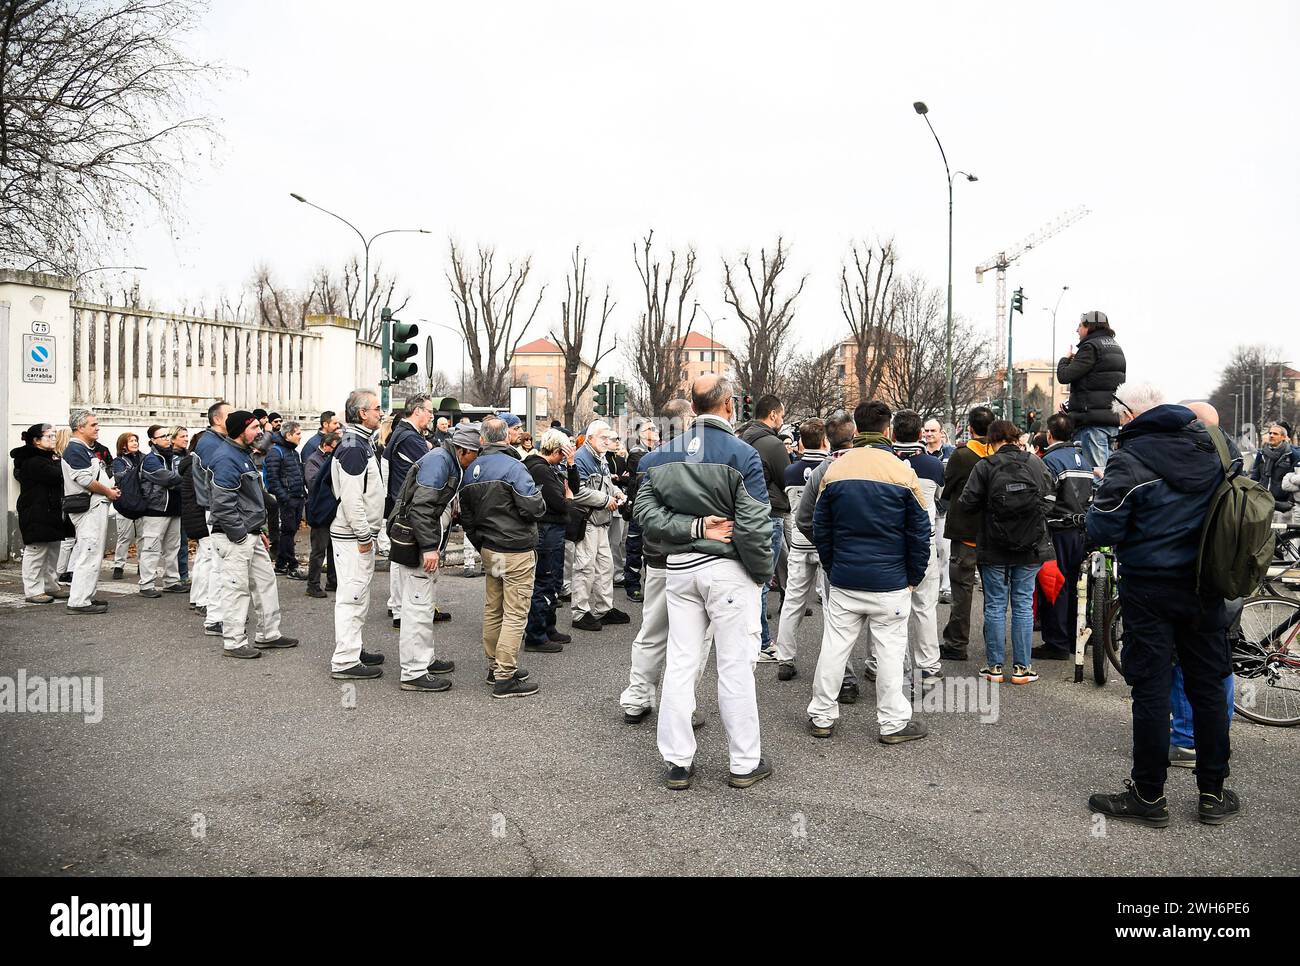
[782,345,846,423]
[626,230,698,416]
[880,273,946,413]
[551,245,618,429]
[840,238,899,406]
[723,237,807,402]
[447,241,545,406]
[0,0,221,274]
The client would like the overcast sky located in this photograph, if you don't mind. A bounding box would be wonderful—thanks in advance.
[120,0,1300,403]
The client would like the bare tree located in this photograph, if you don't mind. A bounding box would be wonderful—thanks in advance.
[626,230,698,415]
[550,245,618,428]
[880,273,946,413]
[447,241,545,406]
[839,238,899,406]
[783,345,846,423]
[723,237,808,401]
[0,0,221,273]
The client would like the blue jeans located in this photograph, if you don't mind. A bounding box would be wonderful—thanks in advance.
[979,563,1036,667]
[1171,664,1235,748]
[1076,424,1118,472]
[526,523,566,646]
[624,520,643,593]
[177,540,189,581]
[760,518,785,648]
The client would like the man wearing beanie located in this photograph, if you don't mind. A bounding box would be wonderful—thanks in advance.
[207,410,298,658]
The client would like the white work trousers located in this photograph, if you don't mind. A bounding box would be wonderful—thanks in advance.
[210,532,282,650]
[775,547,821,662]
[809,585,912,735]
[395,561,439,681]
[22,540,61,598]
[572,523,613,618]
[190,535,213,609]
[620,565,712,713]
[138,515,181,591]
[331,541,376,671]
[659,557,762,773]
[67,504,107,609]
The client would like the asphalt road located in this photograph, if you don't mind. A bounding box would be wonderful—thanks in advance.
[1,557,1297,876]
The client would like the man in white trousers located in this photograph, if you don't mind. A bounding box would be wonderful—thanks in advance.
[923,418,956,603]
[329,389,387,680]
[60,410,120,615]
[570,421,630,631]
[773,418,829,681]
[388,424,481,691]
[634,375,775,791]
[207,411,298,658]
[137,424,185,598]
[193,402,232,637]
[807,400,932,743]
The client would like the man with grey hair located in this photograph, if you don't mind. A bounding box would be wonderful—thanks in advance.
[61,410,121,614]
[570,419,630,632]
[523,427,580,652]
[1086,382,1240,827]
[922,417,955,601]
[459,416,548,697]
[329,389,388,681]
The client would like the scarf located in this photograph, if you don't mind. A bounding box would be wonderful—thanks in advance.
[852,432,890,449]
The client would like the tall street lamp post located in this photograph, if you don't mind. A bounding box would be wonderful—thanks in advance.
[914,101,977,431]
[289,193,429,339]
[1043,285,1068,412]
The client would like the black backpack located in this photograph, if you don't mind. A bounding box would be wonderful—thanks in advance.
[112,454,148,520]
[984,454,1045,553]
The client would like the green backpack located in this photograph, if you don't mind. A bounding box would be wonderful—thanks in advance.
[1196,427,1276,599]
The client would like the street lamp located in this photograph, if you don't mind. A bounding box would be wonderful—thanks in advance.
[914,101,977,430]
[1043,285,1069,411]
[289,192,430,338]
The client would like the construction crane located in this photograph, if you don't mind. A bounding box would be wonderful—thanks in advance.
[976,205,1090,363]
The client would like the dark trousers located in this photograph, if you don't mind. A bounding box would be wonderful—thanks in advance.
[277,499,302,569]
[943,540,979,649]
[1120,575,1230,797]
[624,520,644,592]
[306,525,336,590]
[1042,528,1085,649]
[526,523,566,646]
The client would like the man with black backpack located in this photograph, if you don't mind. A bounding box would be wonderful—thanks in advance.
[1085,384,1242,827]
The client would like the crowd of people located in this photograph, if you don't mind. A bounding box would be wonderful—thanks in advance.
[11,309,1299,821]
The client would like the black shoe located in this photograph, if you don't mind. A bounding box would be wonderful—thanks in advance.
[326,584,338,593]
[224,644,261,659]
[428,659,456,675]
[1032,644,1071,661]
[306,587,326,598]
[392,617,401,629]
[600,607,631,625]
[1088,780,1170,829]
[573,612,603,632]
[360,649,385,666]
[626,588,644,602]
[68,603,108,615]
[524,639,563,653]
[492,676,539,699]
[808,718,834,738]
[433,608,451,622]
[138,588,162,599]
[165,582,190,593]
[274,565,288,575]
[58,571,73,584]
[547,629,571,644]
[939,644,968,661]
[401,672,453,692]
[559,591,572,602]
[838,682,859,704]
[255,635,298,649]
[331,662,382,680]
[728,759,773,789]
[1198,788,1241,826]
[624,706,652,724]
[777,662,797,681]
[286,569,308,581]
[204,622,223,636]
[112,567,124,580]
[879,720,929,744]
[664,762,695,790]
[485,667,530,684]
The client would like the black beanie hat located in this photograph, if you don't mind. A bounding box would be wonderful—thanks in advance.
[226,410,258,439]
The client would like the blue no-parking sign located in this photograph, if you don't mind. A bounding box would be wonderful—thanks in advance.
[23,334,56,383]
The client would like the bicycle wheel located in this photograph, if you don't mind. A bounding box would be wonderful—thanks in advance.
[1233,596,1300,727]
[1103,597,1123,674]
[1089,565,1109,686]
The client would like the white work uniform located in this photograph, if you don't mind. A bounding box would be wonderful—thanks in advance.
[190,534,213,609]
[658,556,762,773]
[138,515,182,591]
[395,562,440,681]
[67,505,107,609]
[22,541,61,598]
[572,521,614,618]
[114,515,139,571]
[809,586,912,735]
[210,532,282,650]
[775,547,821,662]
[620,565,712,714]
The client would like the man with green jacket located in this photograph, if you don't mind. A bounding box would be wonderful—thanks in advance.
[634,375,774,792]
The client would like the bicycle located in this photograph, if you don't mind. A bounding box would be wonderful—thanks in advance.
[1257,524,1300,599]
[1074,545,1123,685]
[1231,593,1300,726]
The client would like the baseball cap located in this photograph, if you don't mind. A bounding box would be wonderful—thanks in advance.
[451,424,483,452]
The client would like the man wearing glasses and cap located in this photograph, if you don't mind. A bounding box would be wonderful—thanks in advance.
[1056,310,1126,470]
[138,424,187,598]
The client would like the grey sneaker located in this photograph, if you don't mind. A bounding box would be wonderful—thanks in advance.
[1198,788,1241,826]
[808,718,835,738]
[777,662,797,681]
[1169,745,1197,769]
[691,709,706,730]
[204,622,223,637]
[728,758,773,789]
[332,662,382,680]
[757,643,779,663]
[401,673,452,692]
[224,644,261,659]
[879,719,929,744]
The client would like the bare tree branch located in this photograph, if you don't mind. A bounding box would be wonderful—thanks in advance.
[723,236,807,401]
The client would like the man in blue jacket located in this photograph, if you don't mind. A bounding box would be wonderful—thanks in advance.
[1035,413,1095,660]
[1086,385,1239,827]
[138,423,186,598]
[384,395,434,626]
[264,421,306,577]
[807,400,931,744]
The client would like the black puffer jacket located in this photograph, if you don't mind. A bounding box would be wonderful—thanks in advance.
[524,452,580,526]
[1057,327,1126,428]
[1251,442,1298,512]
[739,421,792,516]
[12,444,74,543]
[178,453,209,540]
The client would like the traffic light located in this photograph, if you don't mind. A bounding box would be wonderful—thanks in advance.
[741,394,753,421]
[385,307,419,382]
[593,381,609,417]
[613,381,627,415]
[1011,288,1026,314]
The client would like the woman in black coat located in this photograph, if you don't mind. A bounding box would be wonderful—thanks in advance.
[11,423,73,603]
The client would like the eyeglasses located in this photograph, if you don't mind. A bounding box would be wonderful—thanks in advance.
[153,434,172,441]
